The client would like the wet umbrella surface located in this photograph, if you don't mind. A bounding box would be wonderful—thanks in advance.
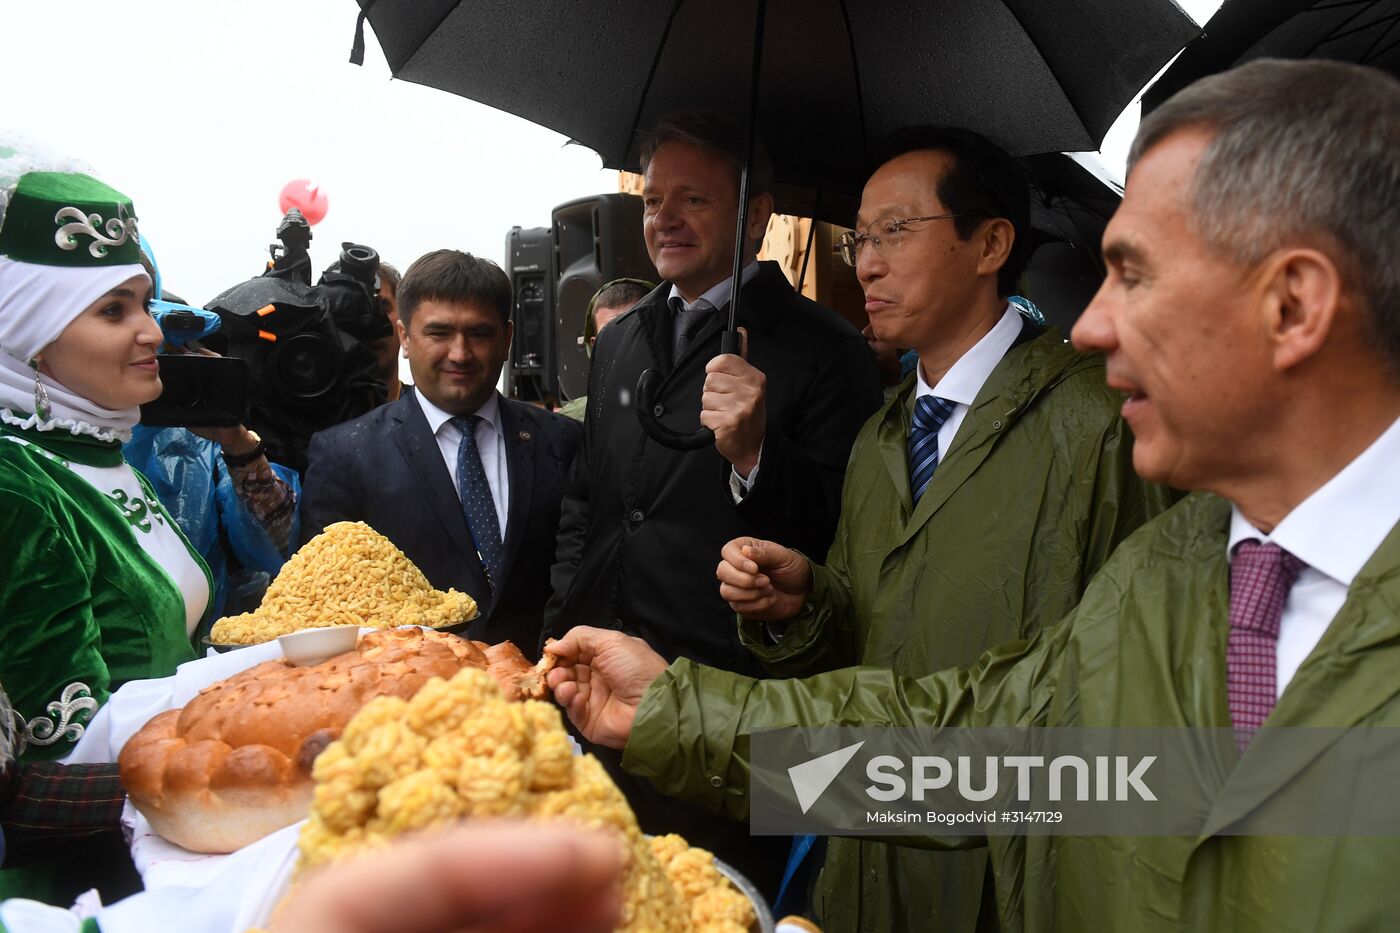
[354,0,1197,220]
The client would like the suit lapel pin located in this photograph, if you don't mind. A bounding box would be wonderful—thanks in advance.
[518,430,531,441]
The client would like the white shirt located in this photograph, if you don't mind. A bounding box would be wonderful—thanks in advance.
[666,260,762,315]
[414,390,510,539]
[1227,413,1400,695]
[914,303,1023,460]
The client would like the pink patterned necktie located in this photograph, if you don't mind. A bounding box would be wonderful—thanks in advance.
[1228,540,1306,751]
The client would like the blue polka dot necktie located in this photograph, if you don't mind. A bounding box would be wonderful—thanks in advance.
[451,416,503,584]
[909,395,957,504]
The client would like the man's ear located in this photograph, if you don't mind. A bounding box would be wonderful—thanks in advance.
[1261,248,1343,371]
[747,192,775,254]
[975,217,1015,280]
[395,316,409,345]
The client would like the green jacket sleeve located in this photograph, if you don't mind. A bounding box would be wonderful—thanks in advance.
[0,496,110,762]
[1079,415,1176,589]
[736,549,858,677]
[736,414,878,676]
[624,614,1076,822]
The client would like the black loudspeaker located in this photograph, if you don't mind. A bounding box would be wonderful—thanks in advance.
[551,194,658,401]
[505,226,555,402]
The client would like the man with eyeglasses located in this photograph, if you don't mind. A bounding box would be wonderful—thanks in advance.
[558,278,654,423]
[547,60,1400,932]
[702,127,1172,930]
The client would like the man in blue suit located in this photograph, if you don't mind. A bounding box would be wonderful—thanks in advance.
[300,250,580,656]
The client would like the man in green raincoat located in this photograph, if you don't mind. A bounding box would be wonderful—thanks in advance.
[707,127,1170,930]
[547,59,1400,932]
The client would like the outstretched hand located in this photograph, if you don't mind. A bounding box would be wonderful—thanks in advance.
[545,627,669,749]
[716,536,811,622]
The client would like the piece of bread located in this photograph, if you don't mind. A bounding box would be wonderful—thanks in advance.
[472,639,559,701]
[119,628,486,853]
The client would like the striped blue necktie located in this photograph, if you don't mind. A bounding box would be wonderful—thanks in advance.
[909,395,957,503]
[451,415,503,584]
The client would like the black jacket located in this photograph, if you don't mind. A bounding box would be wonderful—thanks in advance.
[300,389,580,657]
[545,262,881,670]
[544,262,881,899]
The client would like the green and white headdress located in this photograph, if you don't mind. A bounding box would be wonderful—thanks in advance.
[0,133,150,438]
[0,134,148,361]
[0,170,141,267]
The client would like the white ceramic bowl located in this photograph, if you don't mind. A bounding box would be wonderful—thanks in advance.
[277,626,360,666]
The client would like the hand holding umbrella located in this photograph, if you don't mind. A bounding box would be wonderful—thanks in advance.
[701,327,766,477]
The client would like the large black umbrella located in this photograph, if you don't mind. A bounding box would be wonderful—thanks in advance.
[1143,0,1400,112]
[353,0,1195,445]
[356,0,1194,219]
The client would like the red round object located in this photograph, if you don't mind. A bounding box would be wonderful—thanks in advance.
[278,179,329,225]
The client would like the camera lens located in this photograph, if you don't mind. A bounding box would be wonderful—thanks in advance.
[337,242,380,288]
[268,333,341,400]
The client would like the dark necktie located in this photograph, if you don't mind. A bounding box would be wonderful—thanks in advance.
[1228,540,1305,750]
[450,415,503,585]
[672,299,712,360]
[909,395,957,503]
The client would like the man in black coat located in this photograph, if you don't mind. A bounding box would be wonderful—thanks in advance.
[543,111,882,897]
[301,250,580,657]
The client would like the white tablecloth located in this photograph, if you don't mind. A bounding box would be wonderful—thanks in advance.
[66,641,287,766]
[41,629,579,932]
[53,638,347,930]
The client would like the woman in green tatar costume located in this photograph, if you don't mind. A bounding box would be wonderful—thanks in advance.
[0,157,209,902]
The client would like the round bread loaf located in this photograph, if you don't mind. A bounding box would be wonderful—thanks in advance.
[120,627,486,853]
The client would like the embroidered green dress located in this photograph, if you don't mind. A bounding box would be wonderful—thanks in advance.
[0,420,206,763]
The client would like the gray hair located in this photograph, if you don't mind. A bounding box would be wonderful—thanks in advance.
[1133,58,1400,374]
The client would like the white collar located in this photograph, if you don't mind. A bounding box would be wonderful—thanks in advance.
[415,388,501,437]
[1228,413,1400,586]
[667,260,761,312]
[916,304,1022,406]
[0,350,136,442]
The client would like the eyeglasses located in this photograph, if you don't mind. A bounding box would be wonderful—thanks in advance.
[834,213,979,267]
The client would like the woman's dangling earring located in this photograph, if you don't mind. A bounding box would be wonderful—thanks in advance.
[29,357,52,421]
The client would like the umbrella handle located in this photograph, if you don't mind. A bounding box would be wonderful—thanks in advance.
[633,330,743,451]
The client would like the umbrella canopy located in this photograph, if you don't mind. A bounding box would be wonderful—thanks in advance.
[356,0,1197,222]
[1023,152,1120,254]
[1144,0,1400,112]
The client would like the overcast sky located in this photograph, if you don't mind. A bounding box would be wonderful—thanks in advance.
[3,0,617,304]
[4,0,1220,305]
